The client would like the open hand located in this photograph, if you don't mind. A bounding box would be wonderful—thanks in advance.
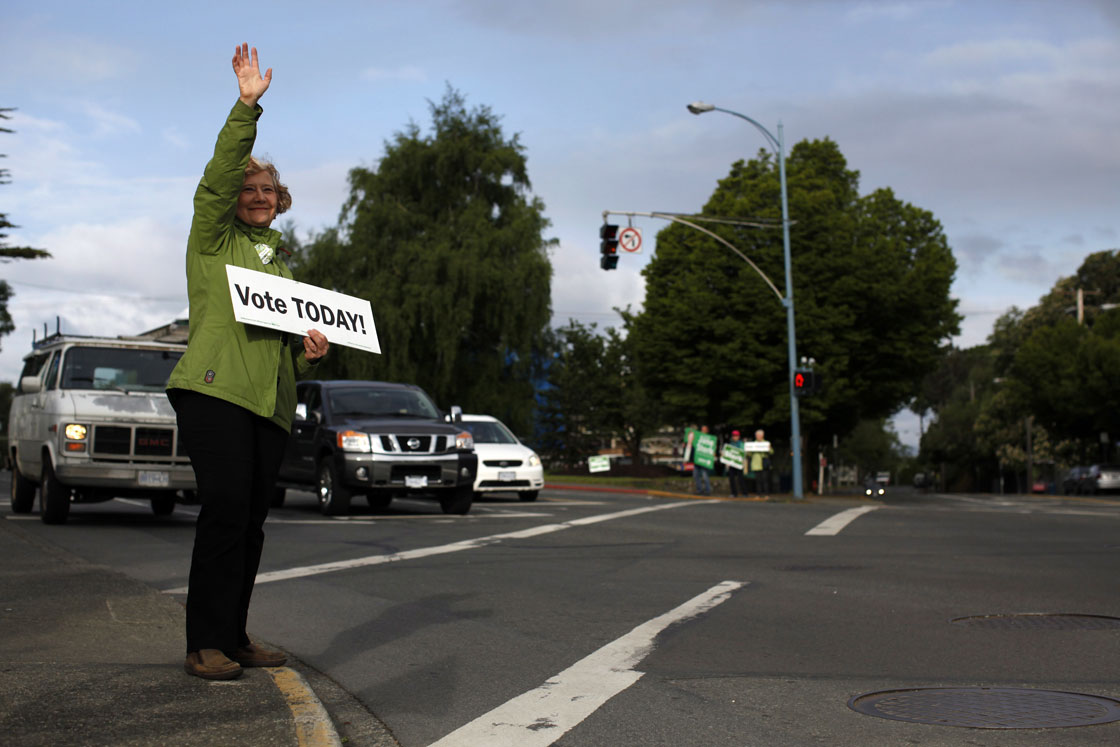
[233,43,272,108]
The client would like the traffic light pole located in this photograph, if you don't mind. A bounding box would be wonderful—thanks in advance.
[603,200,804,500]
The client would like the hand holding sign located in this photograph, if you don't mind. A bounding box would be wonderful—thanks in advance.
[303,329,328,362]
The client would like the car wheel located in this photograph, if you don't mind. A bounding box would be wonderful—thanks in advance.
[10,461,36,513]
[40,457,71,525]
[317,460,351,516]
[439,486,473,515]
[365,493,392,510]
[518,490,539,502]
[150,496,175,516]
[272,488,286,508]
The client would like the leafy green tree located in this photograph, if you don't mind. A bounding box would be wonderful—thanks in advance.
[1,108,52,353]
[537,320,661,469]
[628,138,959,467]
[295,88,553,434]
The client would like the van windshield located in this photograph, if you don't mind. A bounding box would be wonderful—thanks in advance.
[61,347,183,392]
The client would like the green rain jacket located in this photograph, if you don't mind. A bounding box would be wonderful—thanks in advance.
[166,100,314,432]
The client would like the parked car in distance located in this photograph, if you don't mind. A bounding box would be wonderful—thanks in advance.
[276,380,478,515]
[460,414,544,502]
[1081,464,1120,495]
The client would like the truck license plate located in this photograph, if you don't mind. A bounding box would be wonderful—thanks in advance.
[498,471,516,482]
[138,470,170,487]
[405,475,428,489]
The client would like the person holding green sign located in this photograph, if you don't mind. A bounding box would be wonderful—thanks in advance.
[684,424,717,496]
[724,430,747,497]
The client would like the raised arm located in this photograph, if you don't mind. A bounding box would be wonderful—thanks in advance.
[233,43,272,108]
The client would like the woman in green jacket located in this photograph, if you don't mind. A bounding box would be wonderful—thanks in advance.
[168,44,328,680]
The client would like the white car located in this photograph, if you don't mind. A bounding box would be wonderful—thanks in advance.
[461,414,544,501]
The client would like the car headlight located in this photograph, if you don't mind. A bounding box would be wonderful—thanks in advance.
[64,423,88,440]
[337,430,372,452]
[455,431,474,450]
[528,453,541,467]
[865,488,872,496]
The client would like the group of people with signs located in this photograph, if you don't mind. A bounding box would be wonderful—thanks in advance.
[683,426,774,498]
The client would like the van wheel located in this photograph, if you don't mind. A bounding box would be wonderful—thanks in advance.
[40,458,71,525]
[10,462,36,513]
[150,496,175,516]
[317,460,351,516]
[439,486,473,515]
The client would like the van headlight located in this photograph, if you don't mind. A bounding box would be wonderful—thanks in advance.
[64,423,88,440]
[455,431,474,450]
[337,430,372,452]
[528,453,541,467]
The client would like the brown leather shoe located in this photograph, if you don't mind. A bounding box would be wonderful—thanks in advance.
[229,642,287,668]
[184,649,242,680]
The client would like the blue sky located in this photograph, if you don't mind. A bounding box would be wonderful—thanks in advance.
[3,0,1118,447]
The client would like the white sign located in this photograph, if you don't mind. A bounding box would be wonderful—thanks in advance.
[225,265,381,354]
[588,455,611,473]
[743,440,772,453]
[618,226,642,253]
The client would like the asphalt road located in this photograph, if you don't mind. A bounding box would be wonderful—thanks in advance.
[5,484,1120,746]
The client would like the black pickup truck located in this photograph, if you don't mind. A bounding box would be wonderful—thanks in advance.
[276,380,478,515]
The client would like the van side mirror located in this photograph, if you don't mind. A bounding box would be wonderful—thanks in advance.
[295,403,308,421]
[450,405,463,423]
[20,376,42,394]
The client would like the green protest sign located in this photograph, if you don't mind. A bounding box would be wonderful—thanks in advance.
[720,442,744,470]
[588,455,611,473]
[688,430,717,470]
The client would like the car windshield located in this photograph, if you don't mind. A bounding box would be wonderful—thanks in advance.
[327,387,440,419]
[463,420,519,444]
[61,347,183,392]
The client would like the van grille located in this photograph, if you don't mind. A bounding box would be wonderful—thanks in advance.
[91,424,184,462]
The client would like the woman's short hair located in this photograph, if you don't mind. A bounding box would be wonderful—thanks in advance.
[245,156,292,215]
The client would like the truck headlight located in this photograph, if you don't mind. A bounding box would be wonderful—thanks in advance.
[528,453,541,467]
[455,431,474,450]
[64,423,88,440]
[337,430,372,452]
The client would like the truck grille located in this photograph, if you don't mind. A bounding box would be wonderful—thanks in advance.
[380,435,450,453]
[484,459,523,468]
[91,424,183,461]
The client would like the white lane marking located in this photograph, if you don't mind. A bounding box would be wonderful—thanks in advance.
[163,501,709,593]
[268,511,551,524]
[804,505,881,536]
[430,580,746,747]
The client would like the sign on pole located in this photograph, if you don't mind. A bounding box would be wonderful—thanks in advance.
[225,265,381,354]
[618,226,642,253]
[588,455,611,473]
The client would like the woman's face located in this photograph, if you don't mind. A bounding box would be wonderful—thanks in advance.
[236,170,278,227]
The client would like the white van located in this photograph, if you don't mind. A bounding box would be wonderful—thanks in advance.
[8,332,196,524]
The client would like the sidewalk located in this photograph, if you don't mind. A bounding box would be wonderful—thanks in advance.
[0,516,398,747]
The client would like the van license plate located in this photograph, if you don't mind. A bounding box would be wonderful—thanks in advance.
[498,471,516,482]
[405,475,428,488]
[138,471,170,487]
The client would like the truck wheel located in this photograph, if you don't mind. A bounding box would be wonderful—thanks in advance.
[40,458,71,525]
[272,488,286,508]
[365,493,392,511]
[10,461,37,513]
[518,490,539,502]
[317,460,351,516]
[439,486,473,515]
[150,496,175,516]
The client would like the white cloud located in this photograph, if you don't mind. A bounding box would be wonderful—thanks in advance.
[81,102,142,138]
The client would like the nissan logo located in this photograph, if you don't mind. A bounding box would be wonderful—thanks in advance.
[407,438,421,450]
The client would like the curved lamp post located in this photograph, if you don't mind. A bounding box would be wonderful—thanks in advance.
[687,101,803,499]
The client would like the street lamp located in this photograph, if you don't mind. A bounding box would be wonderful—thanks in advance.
[688,100,804,500]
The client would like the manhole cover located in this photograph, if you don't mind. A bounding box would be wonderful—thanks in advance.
[951,613,1120,630]
[849,687,1120,729]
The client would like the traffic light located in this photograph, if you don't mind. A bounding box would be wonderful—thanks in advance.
[600,223,619,270]
[793,368,820,396]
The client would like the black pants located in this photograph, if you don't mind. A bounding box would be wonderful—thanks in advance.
[169,389,287,653]
[728,468,746,497]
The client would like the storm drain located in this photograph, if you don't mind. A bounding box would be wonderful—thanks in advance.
[849,687,1120,729]
[950,613,1120,630]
